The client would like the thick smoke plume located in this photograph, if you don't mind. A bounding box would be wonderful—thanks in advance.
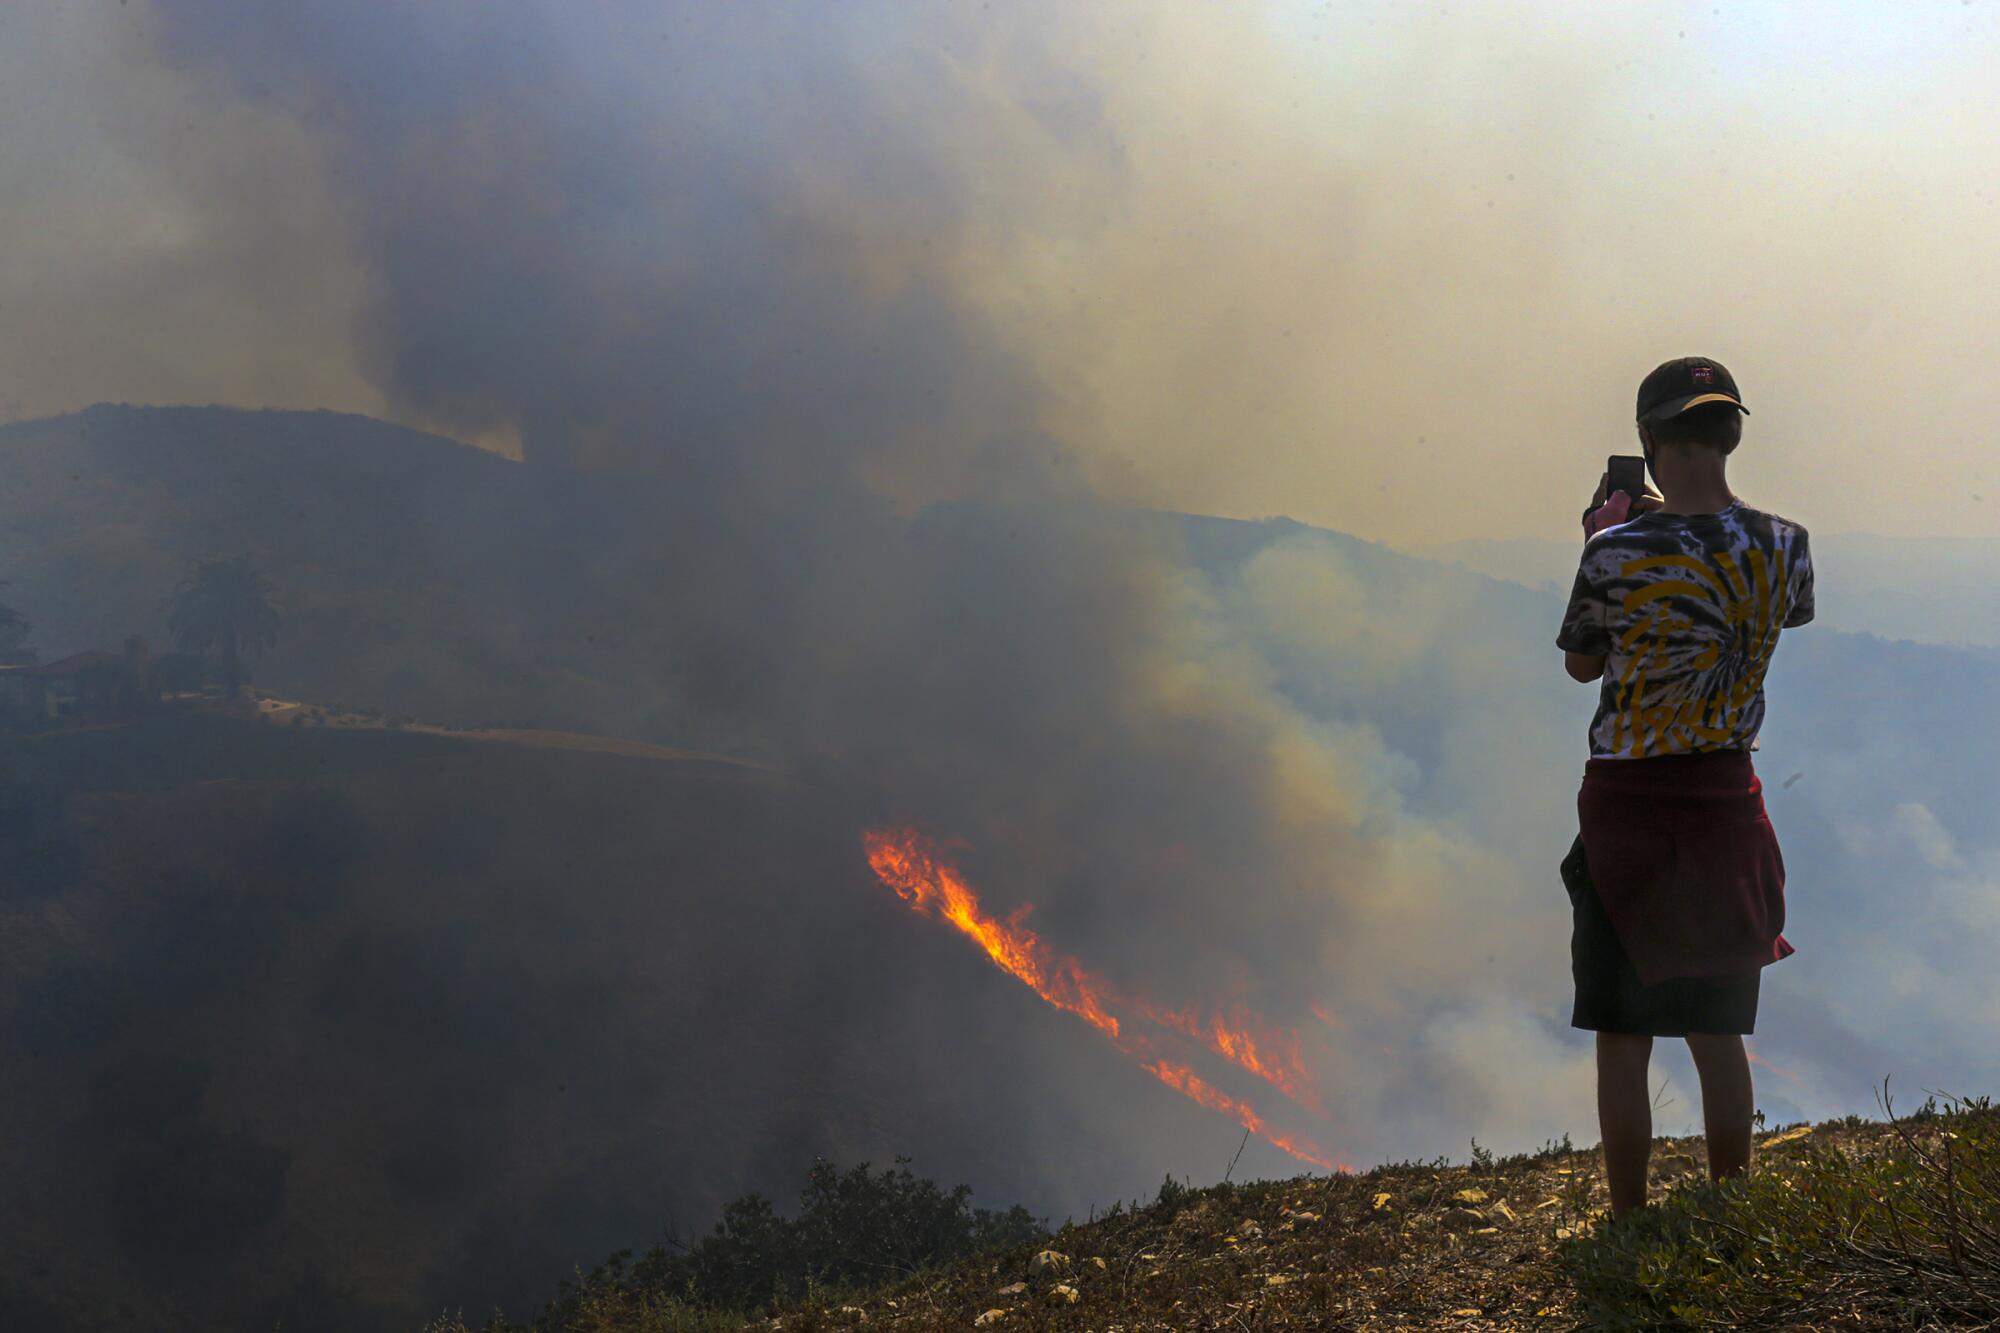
[24,3,1560,1241]
[142,0,1439,1146]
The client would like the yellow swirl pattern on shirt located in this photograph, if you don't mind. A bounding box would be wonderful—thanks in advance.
[1609,547,1788,758]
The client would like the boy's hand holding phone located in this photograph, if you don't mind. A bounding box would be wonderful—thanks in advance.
[1582,455,1664,539]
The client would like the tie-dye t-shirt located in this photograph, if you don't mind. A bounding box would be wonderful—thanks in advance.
[1557,500,1814,760]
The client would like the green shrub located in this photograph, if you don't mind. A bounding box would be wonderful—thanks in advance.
[477,1156,1046,1329]
[1153,1174,1195,1212]
[1562,1094,2000,1329]
[424,1277,739,1333]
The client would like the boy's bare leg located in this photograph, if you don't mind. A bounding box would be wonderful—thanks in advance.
[1686,1032,1754,1181]
[1597,1032,1654,1217]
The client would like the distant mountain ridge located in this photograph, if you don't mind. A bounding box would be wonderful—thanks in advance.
[0,404,1559,749]
[0,401,518,639]
[0,403,687,743]
[1410,529,2000,649]
[5,402,1994,735]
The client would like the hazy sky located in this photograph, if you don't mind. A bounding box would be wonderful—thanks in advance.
[6,3,2000,544]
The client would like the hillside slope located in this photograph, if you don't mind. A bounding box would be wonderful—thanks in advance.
[455,1105,2000,1331]
[8,407,649,725]
[0,711,898,1331]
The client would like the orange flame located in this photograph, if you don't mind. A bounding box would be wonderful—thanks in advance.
[1140,1060,1338,1171]
[864,826,1341,1171]
[864,828,1123,1038]
[1141,1000,1323,1113]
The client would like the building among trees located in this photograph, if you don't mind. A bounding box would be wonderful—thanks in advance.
[0,636,161,727]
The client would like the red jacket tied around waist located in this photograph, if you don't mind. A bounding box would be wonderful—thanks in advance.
[1576,748,1793,986]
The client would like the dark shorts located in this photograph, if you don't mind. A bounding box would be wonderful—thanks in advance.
[1562,836,1760,1036]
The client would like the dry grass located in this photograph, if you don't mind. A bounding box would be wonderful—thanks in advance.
[621,1114,1958,1332]
[729,1137,1611,1331]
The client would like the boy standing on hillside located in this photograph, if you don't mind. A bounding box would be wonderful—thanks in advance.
[1555,356,1814,1217]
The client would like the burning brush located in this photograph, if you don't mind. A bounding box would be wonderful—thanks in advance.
[863,827,1344,1171]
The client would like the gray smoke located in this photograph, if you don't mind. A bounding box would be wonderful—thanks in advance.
[142,0,1360,1004]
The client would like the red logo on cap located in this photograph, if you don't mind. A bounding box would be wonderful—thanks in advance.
[1691,365,1715,385]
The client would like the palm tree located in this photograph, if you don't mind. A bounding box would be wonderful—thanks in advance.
[170,555,281,697]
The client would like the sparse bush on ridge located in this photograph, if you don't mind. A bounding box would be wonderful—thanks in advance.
[425,1281,737,1333]
[435,1156,1047,1330]
[425,1102,2000,1332]
[1151,1173,1196,1214]
[1563,1090,2000,1329]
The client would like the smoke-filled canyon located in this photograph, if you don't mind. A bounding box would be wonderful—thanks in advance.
[5,4,2000,1329]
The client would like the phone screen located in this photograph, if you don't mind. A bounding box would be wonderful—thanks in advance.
[1606,454,1647,501]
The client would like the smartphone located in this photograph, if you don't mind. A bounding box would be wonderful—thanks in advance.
[1606,454,1648,503]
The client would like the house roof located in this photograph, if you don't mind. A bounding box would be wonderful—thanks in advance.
[4,650,123,677]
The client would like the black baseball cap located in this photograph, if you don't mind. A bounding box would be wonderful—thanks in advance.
[1636,356,1749,423]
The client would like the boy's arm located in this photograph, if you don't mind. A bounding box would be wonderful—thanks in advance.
[1557,536,1612,682]
[1565,650,1606,682]
[1782,531,1815,628]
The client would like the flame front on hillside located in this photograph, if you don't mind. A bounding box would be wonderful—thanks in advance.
[1144,1001,1323,1114]
[864,827,1125,1038]
[1137,1059,1330,1168]
[862,827,1343,1171]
